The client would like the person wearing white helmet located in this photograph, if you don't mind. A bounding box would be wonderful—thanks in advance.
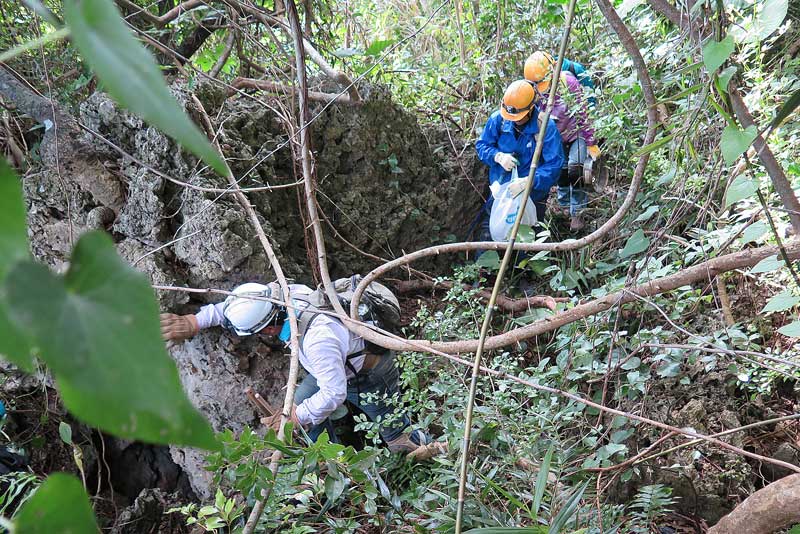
[159,282,431,456]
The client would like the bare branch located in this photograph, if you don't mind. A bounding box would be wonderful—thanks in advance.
[393,279,565,313]
[209,28,237,77]
[116,0,206,27]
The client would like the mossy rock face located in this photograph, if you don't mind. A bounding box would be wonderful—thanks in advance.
[21,80,484,498]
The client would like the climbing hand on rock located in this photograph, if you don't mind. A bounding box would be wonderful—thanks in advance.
[159,313,199,342]
[494,152,518,172]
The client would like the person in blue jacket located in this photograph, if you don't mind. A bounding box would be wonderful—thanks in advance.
[475,79,565,241]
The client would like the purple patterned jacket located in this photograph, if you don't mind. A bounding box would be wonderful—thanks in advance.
[547,71,597,146]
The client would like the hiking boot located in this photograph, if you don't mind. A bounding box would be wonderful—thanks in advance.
[569,215,585,232]
[386,429,429,454]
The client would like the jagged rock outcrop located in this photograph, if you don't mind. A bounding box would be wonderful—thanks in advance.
[14,77,483,498]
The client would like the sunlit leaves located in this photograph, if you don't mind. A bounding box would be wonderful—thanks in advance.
[740,221,769,244]
[753,0,788,39]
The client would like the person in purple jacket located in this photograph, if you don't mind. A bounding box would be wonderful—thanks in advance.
[525,51,600,232]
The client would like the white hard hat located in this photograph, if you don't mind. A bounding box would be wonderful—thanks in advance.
[222,282,280,336]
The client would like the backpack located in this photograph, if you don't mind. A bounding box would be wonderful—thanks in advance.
[293,275,401,366]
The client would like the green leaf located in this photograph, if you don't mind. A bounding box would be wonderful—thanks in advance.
[5,232,217,449]
[702,35,734,74]
[324,473,345,502]
[725,175,758,207]
[740,220,769,244]
[716,66,737,93]
[532,445,554,518]
[778,320,800,337]
[789,525,800,534]
[621,357,642,370]
[750,255,784,274]
[59,422,73,445]
[63,0,227,176]
[332,47,362,57]
[620,229,650,258]
[771,87,800,130]
[365,39,395,56]
[754,0,788,38]
[634,205,659,223]
[0,161,35,371]
[721,125,758,165]
[549,480,589,533]
[630,134,674,158]
[464,529,547,534]
[15,473,98,533]
[762,290,800,313]
[476,251,501,270]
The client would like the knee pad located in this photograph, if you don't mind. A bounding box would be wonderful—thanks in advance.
[566,164,583,187]
[558,166,571,187]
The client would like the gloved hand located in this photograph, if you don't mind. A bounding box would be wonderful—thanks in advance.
[507,178,528,197]
[262,405,301,434]
[494,152,518,172]
[587,145,601,161]
[159,313,199,342]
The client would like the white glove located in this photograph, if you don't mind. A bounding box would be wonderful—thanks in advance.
[494,152,518,172]
[507,178,527,197]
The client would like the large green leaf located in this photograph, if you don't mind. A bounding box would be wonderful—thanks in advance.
[0,161,35,371]
[619,229,650,258]
[740,220,769,244]
[702,35,734,74]
[15,473,98,534]
[750,255,784,274]
[754,0,788,38]
[464,529,547,534]
[721,125,757,165]
[63,0,227,176]
[778,320,800,337]
[716,66,737,94]
[5,232,218,449]
[761,290,800,313]
[725,175,758,207]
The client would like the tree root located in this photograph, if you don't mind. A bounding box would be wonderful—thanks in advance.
[709,474,800,534]
[392,278,564,313]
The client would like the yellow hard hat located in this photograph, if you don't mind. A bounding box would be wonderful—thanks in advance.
[500,80,536,121]
[537,77,552,96]
[524,51,555,83]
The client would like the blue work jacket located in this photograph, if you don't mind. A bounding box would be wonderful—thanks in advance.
[475,109,565,205]
[563,58,596,106]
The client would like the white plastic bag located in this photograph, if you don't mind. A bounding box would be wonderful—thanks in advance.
[488,168,537,242]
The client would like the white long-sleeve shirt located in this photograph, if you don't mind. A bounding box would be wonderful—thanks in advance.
[195,284,365,427]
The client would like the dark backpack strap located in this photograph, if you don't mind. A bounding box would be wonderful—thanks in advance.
[345,349,364,376]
